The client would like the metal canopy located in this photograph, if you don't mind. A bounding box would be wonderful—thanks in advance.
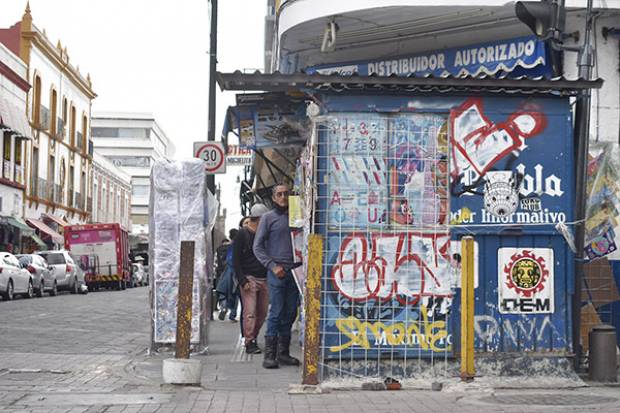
[216,71,603,95]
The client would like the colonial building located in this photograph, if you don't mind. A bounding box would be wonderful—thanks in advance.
[91,112,174,236]
[0,4,96,245]
[92,152,131,229]
[0,40,38,252]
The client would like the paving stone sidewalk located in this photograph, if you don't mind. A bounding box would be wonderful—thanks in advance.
[2,288,620,412]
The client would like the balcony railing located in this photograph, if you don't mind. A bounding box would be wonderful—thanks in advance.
[40,106,50,131]
[54,183,62,204]
[14,164,23,184]
[76,132,84,151]
[57,118,65,139]
[75,192,82,210]
[36,177,46,199]
[3,160,12,180]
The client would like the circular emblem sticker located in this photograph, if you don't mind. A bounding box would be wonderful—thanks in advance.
[503,250,549,297]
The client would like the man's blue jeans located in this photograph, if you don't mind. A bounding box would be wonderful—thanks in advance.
[266,269,299,337]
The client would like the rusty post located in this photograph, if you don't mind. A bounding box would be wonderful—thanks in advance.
[302,234,323,385]
[460,236,475,381]
[176,241,195,359]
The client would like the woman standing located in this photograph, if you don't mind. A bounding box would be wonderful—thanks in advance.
[232,204,270,354]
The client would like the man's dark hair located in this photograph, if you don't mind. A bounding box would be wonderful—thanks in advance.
[229,228,239,240]
[239,217,248,228]
[271,183,288,196]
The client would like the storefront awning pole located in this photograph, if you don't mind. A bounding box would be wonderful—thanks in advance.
[572,0,595,373]
[207,0,218,197]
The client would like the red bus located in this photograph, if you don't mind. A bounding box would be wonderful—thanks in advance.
[64,223,130,290]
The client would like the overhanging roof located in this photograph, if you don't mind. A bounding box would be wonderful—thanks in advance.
[216,71,603,96]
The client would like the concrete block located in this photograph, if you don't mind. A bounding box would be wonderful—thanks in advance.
[162,358,202,385]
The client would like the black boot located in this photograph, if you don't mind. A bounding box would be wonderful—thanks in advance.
[277,335,300,366]
[262,336,279,369]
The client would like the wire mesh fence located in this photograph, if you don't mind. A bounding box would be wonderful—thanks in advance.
[312,112,459,380]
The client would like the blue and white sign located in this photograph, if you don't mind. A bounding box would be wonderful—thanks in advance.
[307,36,549,78]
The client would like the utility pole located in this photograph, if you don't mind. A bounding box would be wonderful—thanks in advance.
[207,0,218,195]
[572,0,595,372]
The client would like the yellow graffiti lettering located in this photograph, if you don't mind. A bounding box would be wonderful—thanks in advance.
[329,306,451,353]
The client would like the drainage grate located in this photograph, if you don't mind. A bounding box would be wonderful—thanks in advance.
[480,394,617,406]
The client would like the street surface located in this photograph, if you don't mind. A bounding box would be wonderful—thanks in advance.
[0,288,619,412]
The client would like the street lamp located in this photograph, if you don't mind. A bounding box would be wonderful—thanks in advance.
[516,0,596,373]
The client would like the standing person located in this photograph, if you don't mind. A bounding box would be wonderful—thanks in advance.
[214,239,230,288]
[216,229,240,321]
[253,184,300,369]
[233,204,270,354]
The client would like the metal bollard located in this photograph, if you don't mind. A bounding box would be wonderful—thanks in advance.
[589,324,618,382]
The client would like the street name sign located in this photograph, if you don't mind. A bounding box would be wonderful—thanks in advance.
[193,141,226,174]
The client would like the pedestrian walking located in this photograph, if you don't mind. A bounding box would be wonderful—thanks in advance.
[216,229,240,322]
[253,183,300,369]
[233,204,270,354]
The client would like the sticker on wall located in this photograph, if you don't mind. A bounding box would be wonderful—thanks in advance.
[520,197,542,211]
[483,171,520,218]
[585,227,617,260]
[498,248,554,314]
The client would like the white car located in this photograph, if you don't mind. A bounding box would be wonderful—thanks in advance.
[17,254,57,297]
[0,252,34,300]
[36,250,82,294]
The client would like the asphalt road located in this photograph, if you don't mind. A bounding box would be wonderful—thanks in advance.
[0,285,150,355]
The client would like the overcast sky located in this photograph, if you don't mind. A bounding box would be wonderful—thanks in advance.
[1,0,265,231]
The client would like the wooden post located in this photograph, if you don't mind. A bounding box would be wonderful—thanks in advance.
[460,236,475,381]
[302,234,323,385]
[176,241,195,359]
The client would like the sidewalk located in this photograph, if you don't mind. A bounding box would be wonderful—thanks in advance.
[2,303,620,412]
[130,318,302,391]
[122,319,620,413]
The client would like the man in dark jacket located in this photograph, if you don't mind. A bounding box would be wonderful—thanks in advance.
[233,203,269,354]
[253,184,300,369]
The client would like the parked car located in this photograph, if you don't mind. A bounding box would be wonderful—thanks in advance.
[36,250,83,294]
[17,254,57,297]
[130,263,146,287]
[0,252,34,300]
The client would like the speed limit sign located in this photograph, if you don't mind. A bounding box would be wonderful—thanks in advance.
[193,141,226,174]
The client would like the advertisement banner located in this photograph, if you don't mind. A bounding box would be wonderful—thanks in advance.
[308,36,549,78]
[226,144,253,166]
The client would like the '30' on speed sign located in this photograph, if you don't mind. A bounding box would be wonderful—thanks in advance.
[193,141,226,174]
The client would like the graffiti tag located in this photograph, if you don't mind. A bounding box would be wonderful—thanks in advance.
[331,232,453,305]
[330,306,451,352]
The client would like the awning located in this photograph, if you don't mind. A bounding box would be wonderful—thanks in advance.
[26,218,64,244]
[5,216,34,235]
[0,97,32,139]
[216,71,603,96]
[43,213,69,227]
[30,234,47,249]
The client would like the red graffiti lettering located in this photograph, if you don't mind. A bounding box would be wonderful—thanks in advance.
[450,98,547,178]
[331,232,453,305]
